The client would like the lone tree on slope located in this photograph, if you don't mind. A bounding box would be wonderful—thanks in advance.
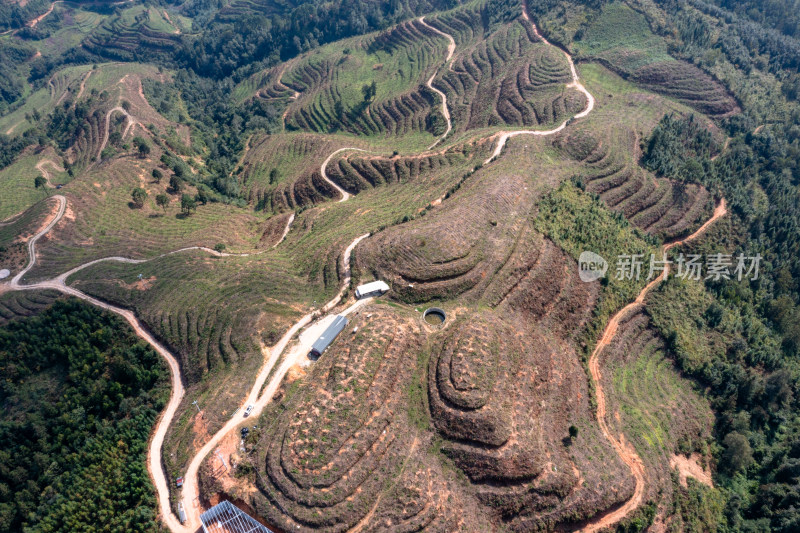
[169,175,182,194]
[131,187,148,208]
[34,175,48,196]
[180,193,196,215]
[156,193,169,213]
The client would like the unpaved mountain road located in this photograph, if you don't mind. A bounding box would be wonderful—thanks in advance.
[320,147,369,201]
[35,159,64,187]
[96,106,138,161]
[418,16,455,149]
[580,199,726,532]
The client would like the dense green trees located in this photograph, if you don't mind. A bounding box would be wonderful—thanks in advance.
[0,298,167,532]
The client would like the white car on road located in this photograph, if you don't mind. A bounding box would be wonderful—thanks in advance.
[243,404,254,417]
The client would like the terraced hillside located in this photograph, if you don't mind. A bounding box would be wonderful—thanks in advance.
[251,306,472,532]
[257,19,445,142]
[82,5,181,61]
[556,124,714,241]
[431,12,586,131]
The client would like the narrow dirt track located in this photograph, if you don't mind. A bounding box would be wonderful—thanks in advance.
[76,70,93,101]
[418,17,455,149]
[274,213,295,248]
[580,199,726,532]
[28,1,60,28]
[36,159,64,187]
[96,106,137,161]
[320,147,369,201]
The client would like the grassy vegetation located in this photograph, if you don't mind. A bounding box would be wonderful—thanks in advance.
[573,2,671,71]
[0,152,58,220]
[534,180,657,355]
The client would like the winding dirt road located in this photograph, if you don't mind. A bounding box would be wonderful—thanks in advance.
[418,17,455,149]
[35,159,64,187]
[28,1,61,28]
[320,147,369,201]
[96,106,137,161]
[580,199,727,532]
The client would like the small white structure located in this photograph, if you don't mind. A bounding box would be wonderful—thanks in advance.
[355,280,389,299]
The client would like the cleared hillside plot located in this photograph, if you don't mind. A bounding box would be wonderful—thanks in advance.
[69,64,187,168]
[23,5,107,61]
[274,19,445,141]
[353,134,583,306]
[573,2,737,118]
[24,155,264,282]
[0,151,63,220]
[0,197,59,277]
[251,307,470,532]
[430,14,585,132]
[599,310,715,523]
[357,171,538,303]
[427,307,636,531]
[546,68,717,243]
[67,251,307,383]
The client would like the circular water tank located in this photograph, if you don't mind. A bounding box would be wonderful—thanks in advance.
[423,307,446,325]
